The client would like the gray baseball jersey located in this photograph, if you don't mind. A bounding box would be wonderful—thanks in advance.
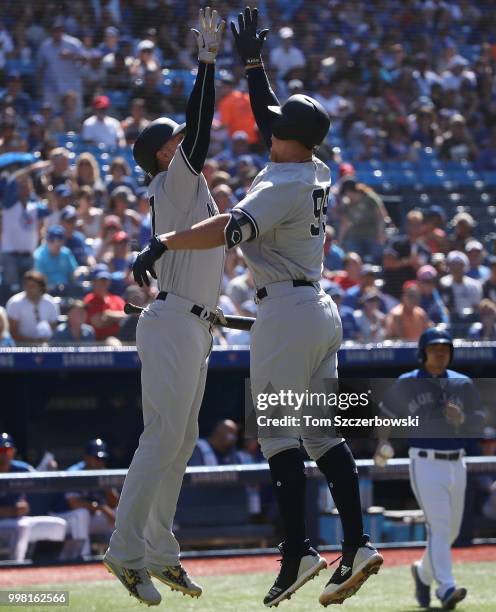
[148,146,224,309]
[233,157,331,288]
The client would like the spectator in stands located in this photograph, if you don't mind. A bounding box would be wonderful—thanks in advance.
[449,212,476,252]
[6,271,59,344]
[212,184,235,214]
[84,268,126,342]
[0,432,67,562]
[104,50,134,92]
[0,23,14,72]
[323,226,345,272]
[0,72,32,117]
[121,98,149,145]
[189,420,244,466]
[465,240,490,281]
[217,71,258,146]
[131,69,169,119]
[1,160,51,286]
[438,114,479,161]
[132,39,160,79]
[81,96,125,149]
[417,265,450,325]
[50,438,119,557]
[475,126,496,171]
[342,264,385,311]
[167,78,189,114]
[329,252,363,290]
[60,206,94,267]
[34,225,78,288]
[383,119,417,161]
[48,147,73,189]
[440,251,482,319]
[74,152,105,195]
[51,299,96,345]
[58,90,82,132]
[410,104,439,148]
[99,26,120,57]
[45,183,73,228]
[75,186,103,240]
[106,157,137,195]
[468,300,496,341]
[385,281,431,341]
[482,257,496,302]
[0,307,15,347]
[269,26,306,80]
[325,283,360,342]
[226,268,255,309]
[383,210,430,300]
[337,178,388,264]
[37,18,84,114]
[93,215,123,263]
[354,288,387,343]
[422,206,449,254]
[107,187,141,239]
[26,115,48,153]
[81,50,106,103]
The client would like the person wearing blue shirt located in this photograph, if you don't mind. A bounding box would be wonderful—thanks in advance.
[377,328,484,610]
[324,283,361,341]
[34,225,78,287]
[51,300,96,345]
[417,265,450,325]
[323,226,345,272]
[60,206,93,266]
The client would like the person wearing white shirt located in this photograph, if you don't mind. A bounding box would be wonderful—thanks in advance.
[441,55,476,91]
[6,271,59,344]
[269,27,306,79]
[440,251,482,317]
[81,96,125,149]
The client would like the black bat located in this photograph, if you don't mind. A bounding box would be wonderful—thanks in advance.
[124,302,255,331]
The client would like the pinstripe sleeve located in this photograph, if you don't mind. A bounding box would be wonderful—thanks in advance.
[181,61,215,174]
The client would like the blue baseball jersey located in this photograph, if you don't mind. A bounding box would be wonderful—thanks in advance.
[380,368,485,451]
[0,459,34,507]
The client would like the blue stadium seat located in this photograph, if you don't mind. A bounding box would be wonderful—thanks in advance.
[5,58,34,76]
[106,90,130,111]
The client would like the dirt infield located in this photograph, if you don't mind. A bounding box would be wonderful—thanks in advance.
[0,545,495,587]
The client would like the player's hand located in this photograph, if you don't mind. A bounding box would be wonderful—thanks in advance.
[192,6,226,63]
[443,402,465,427]
[132,235,167,287]
[231,6,269,66]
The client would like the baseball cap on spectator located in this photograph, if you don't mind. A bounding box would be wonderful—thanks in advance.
[94,269,111,281]
[279,27,294,39]
[482,427,496,441]
[47,225,65,241]
[137,39,154,52]
[403,280,420,292]
[0,433,15,448]
[417,265,437,281]
[94,95,111,110]
[448,55,469,70]
[111,186,136,204]
[465,240,483,252]
[51,17,65,30]
[105,26,119,37]
[112,230,129,244]
[61,205,77,222]
[425,205,446,222]
[288,79,304,93]
[233,131,249,142]
[338,163,356,179]
[103,215,122,229]
[85,438,109,459]
[54,184,73,198]
[446,251,469,268]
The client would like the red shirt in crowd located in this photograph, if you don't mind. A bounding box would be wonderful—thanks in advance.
[84,292,125,340]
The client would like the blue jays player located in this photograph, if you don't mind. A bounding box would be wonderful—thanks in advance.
[133,6,383,608]
[379,327,485,610]
[103,8,225,606]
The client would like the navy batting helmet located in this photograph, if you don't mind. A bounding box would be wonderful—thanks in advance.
[267,95,330,149]
[133,118,186,177]
[85,438,109,459]
[417,327,454,364]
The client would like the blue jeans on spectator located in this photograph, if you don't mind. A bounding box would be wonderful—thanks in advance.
[1,252,34,287]
[343,237,383,264]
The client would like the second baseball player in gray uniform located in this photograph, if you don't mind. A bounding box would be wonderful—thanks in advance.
[103,8,225,606]
[133,7,383,608]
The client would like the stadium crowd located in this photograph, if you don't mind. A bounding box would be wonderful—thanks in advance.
[1,0,496,345]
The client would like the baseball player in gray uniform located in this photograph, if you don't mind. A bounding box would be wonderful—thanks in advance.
[133,7,382,608]
[103,8,225,606]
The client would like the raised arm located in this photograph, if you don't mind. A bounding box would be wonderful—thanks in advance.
[181,7,225,173]
[231,6,278,149]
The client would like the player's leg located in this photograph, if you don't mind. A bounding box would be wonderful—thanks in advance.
[104,309,210,605]
[144,362,207,597]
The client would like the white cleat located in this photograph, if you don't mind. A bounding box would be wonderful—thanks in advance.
[103,551,161,606]
[148,562,202,597]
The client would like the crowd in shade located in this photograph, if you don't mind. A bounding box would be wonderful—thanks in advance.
[1,0,496,346]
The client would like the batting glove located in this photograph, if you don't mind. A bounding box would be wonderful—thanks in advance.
[231,6,268,66]
[132,235,167,287]
[192,6,226,63]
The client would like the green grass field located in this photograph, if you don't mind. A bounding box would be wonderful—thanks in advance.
[4,563,495,612]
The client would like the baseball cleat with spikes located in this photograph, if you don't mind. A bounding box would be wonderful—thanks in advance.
[319,536,383,606]
[148,562,202,597]
[103,551,161,606]
[263,540,327,607]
